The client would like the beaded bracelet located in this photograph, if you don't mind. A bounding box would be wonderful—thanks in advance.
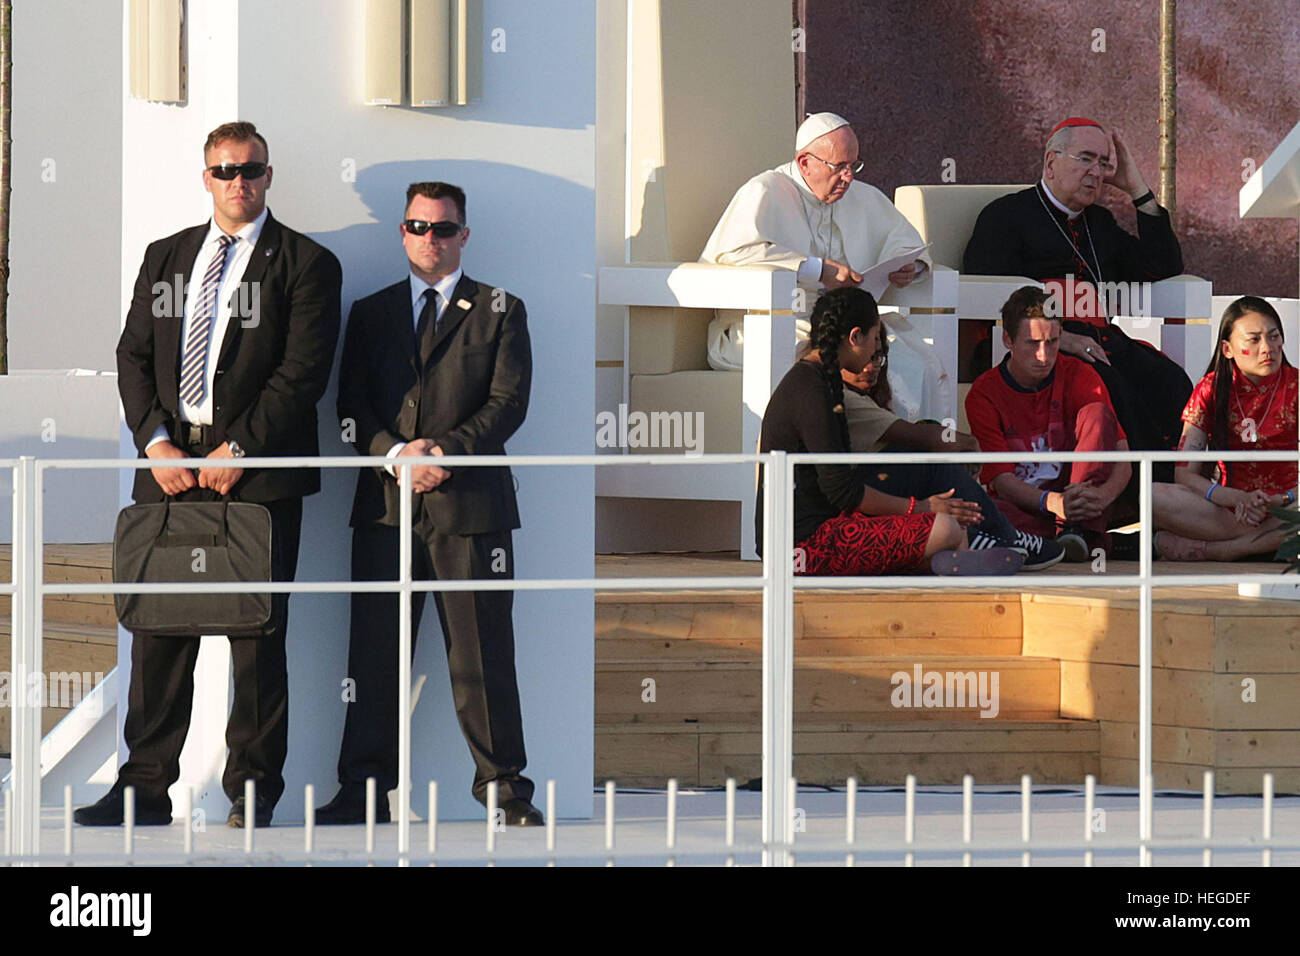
[906,496,917,515]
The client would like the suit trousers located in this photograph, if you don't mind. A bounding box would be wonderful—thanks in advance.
[117,493,303,809]
[338,519,533,805]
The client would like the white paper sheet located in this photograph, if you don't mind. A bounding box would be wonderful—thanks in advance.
[861,244,932,299]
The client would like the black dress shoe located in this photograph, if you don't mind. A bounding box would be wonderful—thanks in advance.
[499,797,544,827]
[227,794,274,829]
[73,784,172,827]
[314,786,391,825]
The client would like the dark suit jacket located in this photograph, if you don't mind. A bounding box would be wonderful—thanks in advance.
[962,184,1183,283]
[338,274,531,535]
[116,213,342,504]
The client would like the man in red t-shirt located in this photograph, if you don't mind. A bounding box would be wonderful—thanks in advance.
[965,287,1132,559]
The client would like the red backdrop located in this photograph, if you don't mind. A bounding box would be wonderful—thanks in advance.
[802,0,1299,298]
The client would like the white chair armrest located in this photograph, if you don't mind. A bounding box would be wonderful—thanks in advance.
[879,264,959,311]
[599,262,797,311]
[957,275,1042,319]
[1148,275,1213,320]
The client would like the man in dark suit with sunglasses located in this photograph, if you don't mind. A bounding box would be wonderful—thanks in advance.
[317,181,541,826]
[77,121,341,829]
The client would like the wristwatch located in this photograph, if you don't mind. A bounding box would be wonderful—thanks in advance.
[228,440,247,459]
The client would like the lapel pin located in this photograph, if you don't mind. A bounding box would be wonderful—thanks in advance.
[457,298,472,310]
[265,248,274,257]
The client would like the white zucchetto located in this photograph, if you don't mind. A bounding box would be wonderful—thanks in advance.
[794,112,851,151]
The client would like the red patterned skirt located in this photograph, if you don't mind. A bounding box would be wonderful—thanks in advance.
[796,511,936,575]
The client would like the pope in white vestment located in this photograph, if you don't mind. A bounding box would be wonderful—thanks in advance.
[699,112,933,371]
[700,164,929,293]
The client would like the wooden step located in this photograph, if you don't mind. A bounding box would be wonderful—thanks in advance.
[1100,757,1300,795]
[595,719,1099,787]
[0,705,84,749]
[597,656,1061,724]
[0,544,116,626]
[0,618,116,756]
[597,592,1024,661]
[0,621,117,672]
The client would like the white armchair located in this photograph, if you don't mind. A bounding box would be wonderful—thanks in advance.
[597,262,797,559]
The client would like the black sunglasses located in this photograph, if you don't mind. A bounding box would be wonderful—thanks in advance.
[403,219,463,238]
[207,161,269,181]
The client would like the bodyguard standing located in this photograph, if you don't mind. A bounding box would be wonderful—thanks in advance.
[318,182,541,826]
[77,121,341,828]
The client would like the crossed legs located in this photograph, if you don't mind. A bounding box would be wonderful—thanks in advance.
[1152,482,1288,561]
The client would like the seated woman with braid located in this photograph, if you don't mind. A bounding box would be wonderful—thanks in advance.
[1153,296,1298,561]
[757,287,1022,575]
[838,328,1066,571]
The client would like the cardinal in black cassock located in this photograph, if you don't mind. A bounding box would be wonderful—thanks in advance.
[964,117,1192,484]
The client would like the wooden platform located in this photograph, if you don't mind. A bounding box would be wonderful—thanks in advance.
[595,552,1300,793]
[3,546,1298,793]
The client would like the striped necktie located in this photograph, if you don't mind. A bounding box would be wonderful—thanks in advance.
[180,233,235,407]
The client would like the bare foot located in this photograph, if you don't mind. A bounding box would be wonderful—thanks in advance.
[1154,530,1208,561]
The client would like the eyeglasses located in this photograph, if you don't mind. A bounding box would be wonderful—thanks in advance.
[805,153,865,176]
[1058,151,1116,175]
[403,219,463,238]
[206,162,269,181]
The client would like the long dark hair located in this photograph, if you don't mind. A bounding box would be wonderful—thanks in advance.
[1205,296,1288,453]
[809,287,881,416]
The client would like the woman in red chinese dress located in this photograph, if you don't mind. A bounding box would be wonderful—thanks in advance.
[1153,297,1297,560]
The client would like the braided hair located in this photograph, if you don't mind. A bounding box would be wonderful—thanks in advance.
[1204,296,1289,479]
[808,287,881,417]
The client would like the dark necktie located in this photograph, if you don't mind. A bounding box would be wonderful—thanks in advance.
[415,288,441,366]
[180,234,234,407]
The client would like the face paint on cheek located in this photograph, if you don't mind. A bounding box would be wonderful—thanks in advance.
[1240,348,1251,356]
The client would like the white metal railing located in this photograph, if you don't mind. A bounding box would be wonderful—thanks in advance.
[3,447,1299,866]
[3,773,1295,866]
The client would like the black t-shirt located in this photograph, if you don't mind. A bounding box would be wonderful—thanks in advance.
[757,360,866,550]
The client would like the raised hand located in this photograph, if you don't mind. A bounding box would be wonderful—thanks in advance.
[1063,482,1105,521]
[923,489,983,527]
[888,262,917,287]
[821,258,863,289]
[395,438,450,493]
[197,442,244,495]
[1107,128,1151,201]
[146,440,198,496]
